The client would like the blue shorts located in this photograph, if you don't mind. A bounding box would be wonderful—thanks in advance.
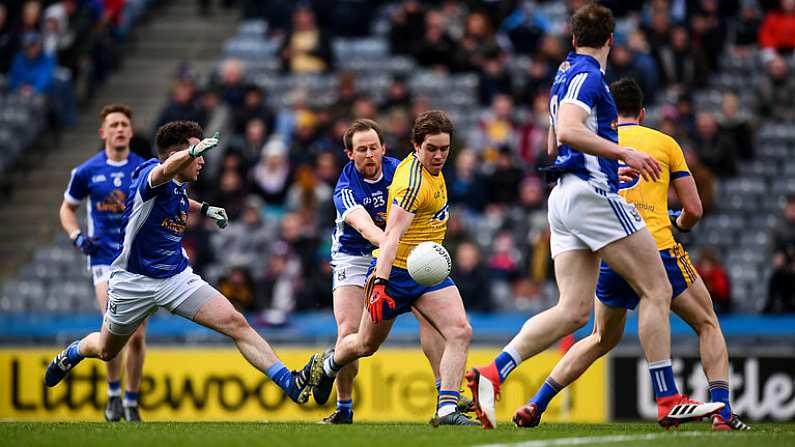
[366,260,455,321]
[596,243,699,310]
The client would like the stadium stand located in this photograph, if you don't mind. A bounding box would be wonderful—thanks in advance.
[2,0,795,329]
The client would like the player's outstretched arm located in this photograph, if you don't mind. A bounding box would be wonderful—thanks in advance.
[557,103,661,180]
[671,175,703,231]
[346,208,385,247]
[373,204,414,280]
[149,132,219,187]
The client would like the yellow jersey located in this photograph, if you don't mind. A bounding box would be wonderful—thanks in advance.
[385,153,449,269]
[617,124,691,250]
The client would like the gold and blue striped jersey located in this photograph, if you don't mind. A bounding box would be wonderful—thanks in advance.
[384,153,449,269]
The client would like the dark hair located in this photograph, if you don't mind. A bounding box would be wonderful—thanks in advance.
[100,104,132,122]
[411,110,454,146]
[155,121,203,160]
[571,3,614,49]
[343,118,384,151]
[609,78,644,118]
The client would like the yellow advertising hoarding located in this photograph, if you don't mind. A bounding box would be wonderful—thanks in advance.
[0,348,606,422]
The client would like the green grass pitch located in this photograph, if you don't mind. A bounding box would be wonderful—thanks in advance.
[2,422,794,447]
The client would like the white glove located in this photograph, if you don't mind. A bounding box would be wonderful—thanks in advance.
[188,131,220,158]
[200,202,228,229]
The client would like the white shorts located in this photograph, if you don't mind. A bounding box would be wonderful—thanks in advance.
[105,266,218,336]
[91,265,112,286]
[331,253,372,290]
[548,175,646,259]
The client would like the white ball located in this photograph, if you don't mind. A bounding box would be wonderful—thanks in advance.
[407,241,452,286]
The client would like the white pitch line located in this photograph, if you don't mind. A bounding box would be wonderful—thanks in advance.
[476,431,722,447]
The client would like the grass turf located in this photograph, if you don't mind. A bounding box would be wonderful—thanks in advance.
[1,421,793,447]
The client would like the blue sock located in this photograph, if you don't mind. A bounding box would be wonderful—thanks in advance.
[66,340,85,364]
[266,362,295,396]
[123,391,138,407]
[709,380,731,419]
[435,378,441,394]
[337,399,353,414]
[529,377,563,413]
[437,390,459,416]
[107,380,121,397]
[494,347,520,383]
[648,360,679,398]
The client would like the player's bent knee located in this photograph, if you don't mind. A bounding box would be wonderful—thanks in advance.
[220,310,251,339]
[448,320,472,344]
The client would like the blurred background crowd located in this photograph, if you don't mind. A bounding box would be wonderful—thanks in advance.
[2,0,795,324]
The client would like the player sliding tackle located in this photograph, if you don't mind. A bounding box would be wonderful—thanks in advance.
[514,78,749,431]
[465,3,723,429]
[45,121,322,405]
[323,118,470,424]
[312,111,479,426]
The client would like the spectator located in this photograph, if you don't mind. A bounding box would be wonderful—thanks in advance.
[250,138,292,206]
[0,4,17,73]
[379,74,412,113]
[656,26,709,91]
[154,79,202,130]
[733,0,761,53]
[383,107,413,159]
[9,32,55,97]
[351,94,377,120]
[688,0,728,72]
[696,247,732,314]
[758,0,795,58]
[606,34,659,104]
[456,11,500,72]
[213,168,247,221]
[329,71,357,119]
[719,92,754,160]
[218,266,256,311]
[215,58,246,108]
[753,55,795,122]
[447,148,488,213]
[413,9,459,72]
[213,195,276,275]
[510,276,546,314]
[470,93,520,158]
[285,165,332,220]
[453,242,493,312]
[764,194,795,313]
[516,57,554,105]
[388,0,425,56]
[228,117,269,169]
[486,146,524,205]
[278,6,333,74]
[692,112,738,177]
[478,49,513,106]
[488,230,522,281]
[182,206,214,275]
[499,2,547,55]
[256,240,301,323]
[232,84,273,138]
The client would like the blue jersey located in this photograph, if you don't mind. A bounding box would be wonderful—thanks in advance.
[549,52,620,192]
[331,157,399,257]
[111,159,190,278]
[64,151,146,266]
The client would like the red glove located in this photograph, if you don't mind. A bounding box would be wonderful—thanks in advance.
[366,277,396,323]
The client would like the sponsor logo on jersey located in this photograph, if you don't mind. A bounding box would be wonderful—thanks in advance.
[161,211,188,234]
[95,189,127,213]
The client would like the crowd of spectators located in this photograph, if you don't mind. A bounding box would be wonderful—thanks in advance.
[150,0,795,318]
[0,0,149,130]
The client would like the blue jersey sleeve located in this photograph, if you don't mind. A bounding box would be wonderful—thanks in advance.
[64,166,89,204]
[560,71,604,113]
[134,161,167,202]
[333,184,363,221]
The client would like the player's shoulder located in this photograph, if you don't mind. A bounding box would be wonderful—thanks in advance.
[335,161,358,188]
[131,158,160,181]
[394,154,422,182]
[73,151,106,174]
[638,125,681,150]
